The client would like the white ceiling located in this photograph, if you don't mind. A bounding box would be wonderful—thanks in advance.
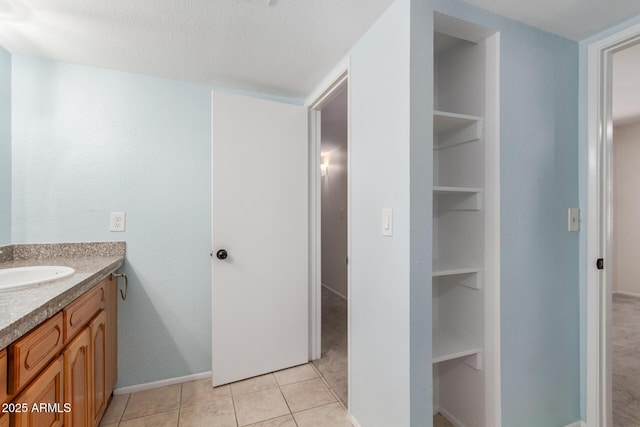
[0,0,394,99]
[463,0,640,41]
[613,43,640,126]
[1,0,640,98]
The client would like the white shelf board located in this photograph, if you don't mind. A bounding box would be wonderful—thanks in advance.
[433,186,482,210]
[434,111,480,132]
[433,329,482,369]
[433,186,482,194]
[433,111,482,150]
[432,260,481,277]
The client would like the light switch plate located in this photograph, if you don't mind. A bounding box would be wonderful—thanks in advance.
[382,208,393,236]
[110,212,126,232]
[568,208,579,232]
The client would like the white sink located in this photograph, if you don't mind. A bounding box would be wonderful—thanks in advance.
[0,266,76,290]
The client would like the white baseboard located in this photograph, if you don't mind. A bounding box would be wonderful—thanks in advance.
[322,283,347,300]
[613,290,640,298]
[432,407,583,427]
[436,407,467,427]
[349,413,362,427]
[113,371,212,395]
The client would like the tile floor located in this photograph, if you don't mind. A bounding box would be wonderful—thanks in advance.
[312,288,348,407]
[100,363,353,427]
[433,413,454,427]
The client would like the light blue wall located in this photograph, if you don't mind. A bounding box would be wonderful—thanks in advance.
[578,12,640,420]
[7,2,585,424]
[11,55,213,387]
[0,46,10,245]
[349,0,433,425]
[434,1,581,426]
[349,0,413,424]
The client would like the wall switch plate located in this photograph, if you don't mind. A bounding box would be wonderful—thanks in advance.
[110,212,126,232]
[568,208,579,232]
[382,208,393,236]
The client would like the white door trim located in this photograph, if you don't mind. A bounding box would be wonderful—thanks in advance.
[484,31,501,427]
[305,57,350,406]
[586,22,640,427]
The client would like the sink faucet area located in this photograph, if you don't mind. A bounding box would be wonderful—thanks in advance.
[0,241,126,349]
[0,265,75,290]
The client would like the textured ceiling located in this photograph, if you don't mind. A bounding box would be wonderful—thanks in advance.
[2,1,640,99]
[462,0,640,40]
[0,0,394,98]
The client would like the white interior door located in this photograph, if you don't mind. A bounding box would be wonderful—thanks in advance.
[211,91,309,386]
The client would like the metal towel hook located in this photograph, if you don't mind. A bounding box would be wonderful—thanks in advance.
[111,272,129,301]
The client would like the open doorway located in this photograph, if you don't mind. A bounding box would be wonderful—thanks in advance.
[587,22,640,427]
[610,42,640,426]
[312,84,349,407]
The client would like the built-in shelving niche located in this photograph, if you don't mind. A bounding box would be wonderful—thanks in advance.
[433,111,482,150]
[433,262,482,369]
[431,11,499,427]
[433,186,482,211]
[433,329,482,370]
[432,261,482,290]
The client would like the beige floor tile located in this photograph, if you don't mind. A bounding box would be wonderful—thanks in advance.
[280,378,336,413]
[273,364,318,386]
[101,393,130,424]
[246,415,296,427]
[122,384,182,421]
[119,410,179,427]
[230,374,278,396]
[178,398,236,427]
[181,378,231,408]
[293,403,353,427]
[101,424,118,427]
[233,388,290,426]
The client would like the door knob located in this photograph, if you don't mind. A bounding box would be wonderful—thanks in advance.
[216,249,228,260]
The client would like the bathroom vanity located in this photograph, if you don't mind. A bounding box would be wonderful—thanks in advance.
[0,242,124,427]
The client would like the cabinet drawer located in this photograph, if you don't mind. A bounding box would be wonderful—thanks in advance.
[8,313,64,395]
[1,349,7,404]
[64,281,105,343]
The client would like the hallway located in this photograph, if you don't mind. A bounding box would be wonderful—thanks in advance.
[313,288,348,407]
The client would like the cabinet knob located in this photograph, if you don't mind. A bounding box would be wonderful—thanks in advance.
[216,249,228,260]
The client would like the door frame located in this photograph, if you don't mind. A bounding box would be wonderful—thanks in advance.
[305,59,350,404]
[586,21,640,427]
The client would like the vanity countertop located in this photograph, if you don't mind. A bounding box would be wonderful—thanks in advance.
[0,242,125,350]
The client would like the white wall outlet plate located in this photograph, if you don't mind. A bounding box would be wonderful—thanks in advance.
[110,212,126,232]
[568,208,579,232]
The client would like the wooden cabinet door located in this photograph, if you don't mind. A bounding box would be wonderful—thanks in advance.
[12,355,64,427]
[0,349,7,405]
[63,328,91,427]
[105,275,118,396]
[0,413,8,427]
[90,311,107,426]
